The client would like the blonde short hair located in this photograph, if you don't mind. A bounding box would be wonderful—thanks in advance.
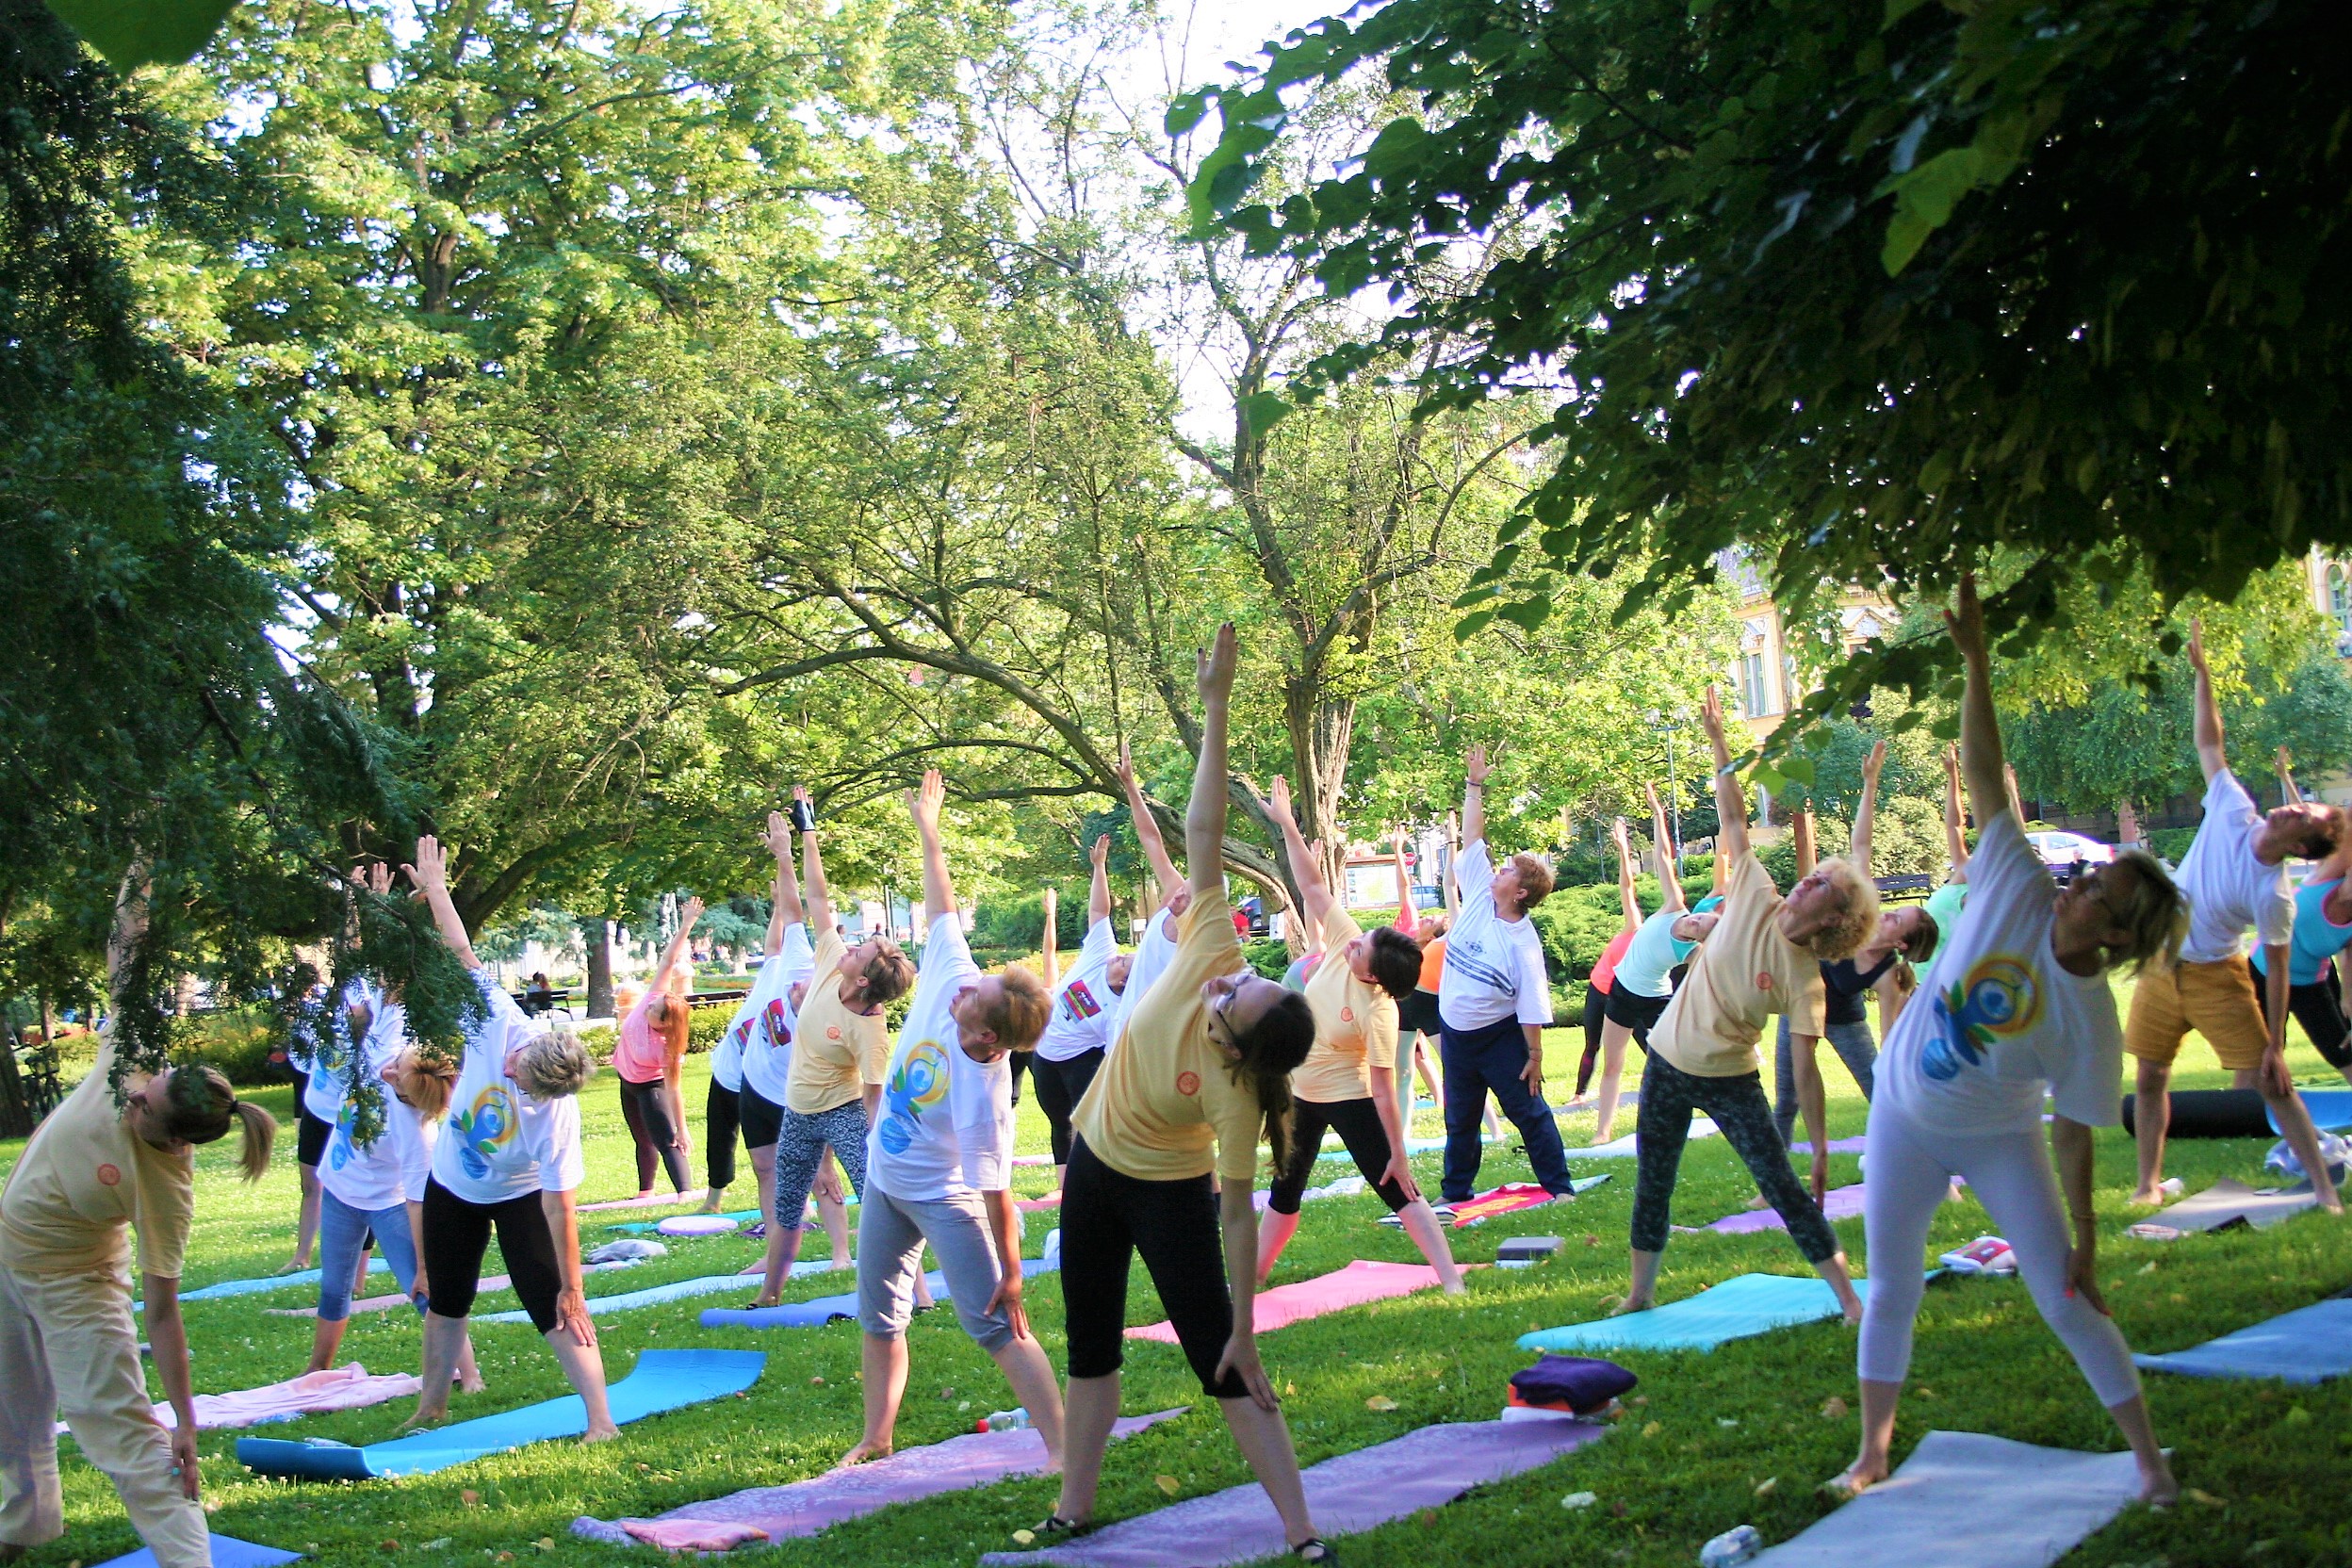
[514,1028,595,1100]
[1803,857,1881,962]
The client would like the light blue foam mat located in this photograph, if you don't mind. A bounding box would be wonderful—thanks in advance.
[236,1348,765,1479]
[699,1259,1054,1330]
[2133,1296,2352,1384]
[95,1536,302,1568]
[2273,1088,2352,1133]
[1517,1272,1935,1354]
[1320,1134,1499,1162]
[475,1263,834,1325]
[140,1258,389,1310]
[605,1208,760,1234]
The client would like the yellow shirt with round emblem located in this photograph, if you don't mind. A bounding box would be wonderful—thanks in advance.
[1650,851,1827,1077]
[1293,908,1400,1104]
[0,1027,194,1279]
[785,927,893,1117]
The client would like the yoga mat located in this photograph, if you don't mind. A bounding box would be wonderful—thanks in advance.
[699,1261,1054,1330]
[1316,1134,1497,1164]
[2133,1296,2352,1384]
[265,1259,641,1317]
[580,1188,710,1212]
[1747,1429,2140,1568]
[608,1208,760,1234]
[95,1537,301,1568]
[59,1366,420,1435]
[1516,1272,1922,1354]
[237,1348,765,1479]
[2120,1088,2268,1139]
[657,1214,741,1237]
[2275,1087,2352,1134]
[1258,1175,1366,1213]
[2141,1177,2316,1234]
[573,1411,1188,1548]
[1446,1183,1555,1226]
[978,1418,1606,1568]
[1578,1119,1718,1159]
[142,1258,389,1310]
[474,1263,836,1325]
[1018,1193,1063,1213]
[1687,1184,1868,1235]
[1128,1260,1456,1344]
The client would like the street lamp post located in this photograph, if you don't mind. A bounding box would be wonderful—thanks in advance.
[1647,708,1690,881]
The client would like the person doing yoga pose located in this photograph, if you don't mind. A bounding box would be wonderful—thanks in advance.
[1841,571,2181,1507]
[754,786,915,1302]
[841,771,1063,1467]
[700,821,795,1216]
[1620,685,1872,1321]
[1566,821,1641,1117]
[1591,787,1721,1146]
[1255,776,1464,1293]
[401,837,613,1438]
[1031,835,1130,1192]
[2251,748,2352,1086]
[1045,625,1335,1564]
[612,896,702,1199]
[281,972,377,1274]
[2123,619,2344,1212]
[1,868,278,1568]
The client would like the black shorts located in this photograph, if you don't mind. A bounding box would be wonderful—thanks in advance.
[297,1104,333,1168]
[1602,984,1671,1047]
[739,1082,786,1152]
[1266,1097,1411,1215]
[1060,1138,1246,1397]
[1395,989,1443,1040]
[1029,1049,1105,1166]
[418,1177,564,1332]
[2259,973,2352,1070]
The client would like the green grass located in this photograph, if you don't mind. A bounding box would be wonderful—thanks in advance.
[7,993,2352,1568]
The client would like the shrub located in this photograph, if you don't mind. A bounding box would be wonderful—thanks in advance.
[1243,939,1289,981]
[172,1007,284,1087]
[2148,825,2197,865]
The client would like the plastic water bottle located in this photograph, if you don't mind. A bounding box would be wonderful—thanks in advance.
[1698,1525,1761,1567]
[979,1407,1031,1433]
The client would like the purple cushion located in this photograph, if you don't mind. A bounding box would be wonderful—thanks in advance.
[1510,1354,1637,1413]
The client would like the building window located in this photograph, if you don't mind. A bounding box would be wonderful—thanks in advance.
[2330,565,2352,657]
[1740,651,1771,718]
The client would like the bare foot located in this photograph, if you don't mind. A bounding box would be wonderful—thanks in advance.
[1837,1290,1864,1327]
[278,1256,311,1275]
[830,1257,851,1271]
[2140,1457,2180,1508]
[2125,1186,2166,1208]
[1743,1193,1770,1211]
[836,1439,890,1468]
[1442,1281,1468,1297]
[458,1373,487,1394]
[400,1404,448,1432]
[1825,1460,1884,1499]
[1591,1125,1617,1145]
[752,1294,780,1310]
[1609,1295,1649,1317]
[697,1192,728,1216]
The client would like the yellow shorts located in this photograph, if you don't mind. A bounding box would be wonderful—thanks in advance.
[2125,954,2270,1070]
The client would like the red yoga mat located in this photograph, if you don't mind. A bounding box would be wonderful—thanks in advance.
[1447,1183,1555,1227]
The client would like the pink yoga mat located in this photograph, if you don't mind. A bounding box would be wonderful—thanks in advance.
[1127,1261,1452,1345]
[1017,1193,1063,1213]
[1447,1183,1553,1227]
[580,1189,710,1212]
[979,1418,1606,1568]
[1687,1184,1867,1235]
[60,1365,423,1433]
[573,1410,1185,1548]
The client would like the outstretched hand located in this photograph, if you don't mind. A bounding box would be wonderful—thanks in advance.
[1610,816,1630,851]
[765,810,792,859]
[402,836,451,895]
[1090,833,1110,868]
[1196,622,1238,701]
[1268,774,1296,826]
[1698,683,1725,745]
[1116,738,1136,790]
[1465,743,1491,785]
[679,895,705,929]
[906,768,945,828]
[1943,570,1986,658]
[2186,615,2208,674]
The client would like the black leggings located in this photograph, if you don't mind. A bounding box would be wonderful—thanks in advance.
[1576,985,1609,1096]
[706,1081,741,1191]
[419,1177,565,1332]
[1008,1049,1031,1105]
[1060,1138,1245,1396]
[1266,1097,1411,1215]
[2258,968,2352,1070]
[1030,1049,1105,1166]
[1629,1050,1839,1264]
[617,1075,692,1193]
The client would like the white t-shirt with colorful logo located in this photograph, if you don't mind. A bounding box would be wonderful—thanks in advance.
[866,917,1012,1202]
[1036,918,1119,1064]
[318,1001,417,1213]
[430,972,586,1204]
[733,925,815,1107]
[1879,812,2124,1136]
[2176,768,2296,965]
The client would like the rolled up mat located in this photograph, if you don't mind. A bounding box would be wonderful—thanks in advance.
[1128,1260,1462,1344]
[1517,1272,1935,1355]
[2274,1087,2352,1134]
[573,1410,1188,1547]
[977,1418,1606,1568]
[95,1537,301,1568]
[1745,1430,2140,1568]
[699,1260,1054,1330]
[657,1214,741,1237]
[237,1348,765,1479]
[607,1208,760,1234]
[474,1262,836,1325]
[2119,1088,2268,1138]
[2133,1296,2352,1383]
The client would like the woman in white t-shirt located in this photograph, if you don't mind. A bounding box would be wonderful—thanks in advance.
[1030,835,1133,1192]
[1840,575,2184,1507]
[399,838,612,1440]
[700,821,792,1214]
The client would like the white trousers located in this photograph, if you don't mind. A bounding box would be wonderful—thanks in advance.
[1857,1101,2142,1408]
[0,1264,210,1566]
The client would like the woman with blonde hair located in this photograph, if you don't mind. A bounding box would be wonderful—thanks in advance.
[1840,572,2182,1506]
[1,869,277,1568]
[612,896,703,1198]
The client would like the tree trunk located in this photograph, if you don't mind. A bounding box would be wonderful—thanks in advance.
[584,920,614,1021]
[0,1003,27,1138]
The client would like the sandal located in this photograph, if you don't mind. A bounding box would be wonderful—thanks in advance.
[1030,1514,1090,1541]
[1293,1539,1339,1565]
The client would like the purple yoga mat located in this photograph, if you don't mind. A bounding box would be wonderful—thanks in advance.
[978,1419,1606,1568]
[1694,1184,1867,1234]
[574,1411,1186,1546]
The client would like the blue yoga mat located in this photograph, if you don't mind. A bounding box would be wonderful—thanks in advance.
[1517,1272,1929,1354]
[2273,1088,2352,1134]
[237,1348,765,1479]
[2134,1296,2352,1384]
[699,1260,1054,1331]
[96,1536,301,1568]
[1319,1134,1498,1162]
[139,1259,389,1311]
[476,1263,835,1325]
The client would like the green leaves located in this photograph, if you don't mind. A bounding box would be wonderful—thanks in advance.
[44,0,238,69]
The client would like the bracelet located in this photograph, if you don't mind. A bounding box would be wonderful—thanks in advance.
[1465,781,1484,792]
[790,799,818,833]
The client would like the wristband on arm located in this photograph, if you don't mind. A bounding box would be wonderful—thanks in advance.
[790,798,818,833]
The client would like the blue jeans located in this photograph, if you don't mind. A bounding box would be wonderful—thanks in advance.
[317,1188,420,1322]
[1439,1015,1573,1203]
[1772,1015,1878,1148]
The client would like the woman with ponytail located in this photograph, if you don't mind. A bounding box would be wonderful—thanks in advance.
[1045,625,1334,1565]
[612,896,703,1198]
[1,869,279,1568]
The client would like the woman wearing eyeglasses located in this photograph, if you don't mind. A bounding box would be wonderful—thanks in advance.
[1041,625,1334,1565]
[1838,573,2182,1507]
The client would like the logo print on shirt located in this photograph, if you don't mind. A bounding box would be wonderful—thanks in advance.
[450,1084,520,1180]
[1061,978,1102,1021]
[1340,1004,1355,1023]
[96,1163,121,1186]
[1755,971,1774,991]
[760,997,793,1052]
[1176,1070,1200,1096]
[877,1039,953,1155]
[1923,955,2042,1082]
[825,1025,842,1040]
[327,1098,361,1172]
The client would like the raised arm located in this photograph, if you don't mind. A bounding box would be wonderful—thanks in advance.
[1945,572,2007,825]
[401,836,479,969]
[1087,833,1112,925]
[1852,739,1887,876]
[1646,782,1686,913]
[771,810,807,931]
[1390,826,1416,933]
[1266,775,1335,932]
[1941,743,1970,877]
[1443,812,1462,920]
[792,786,834,940]
[1793,808,1818,877]
[1119,740,1183,906]
[1702,685,1750,862]
[1041,888,1059,989]
[2278,745,2303,805]
[653,896,701,990]
[1610,818,1641,933]
[1461,743,1491,849]
[1185,625,1238,904]
[2187,617,2226,783]
[907,769,955,923]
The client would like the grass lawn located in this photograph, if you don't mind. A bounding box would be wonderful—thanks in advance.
[5,989,2349,1568]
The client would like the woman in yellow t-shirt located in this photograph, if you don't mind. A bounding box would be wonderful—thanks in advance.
[1254,776,1463,1294]
[0,872,277,1568]
[1042,626,1335,1566]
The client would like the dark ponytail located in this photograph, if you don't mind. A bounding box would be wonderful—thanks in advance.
[1228,990,1315,1177]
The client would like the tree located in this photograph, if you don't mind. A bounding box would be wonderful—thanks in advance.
[1175,0,2352,742]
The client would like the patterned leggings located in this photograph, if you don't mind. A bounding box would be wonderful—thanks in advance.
[772,1101,870,1232]
[1629,1048,1839,1263]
